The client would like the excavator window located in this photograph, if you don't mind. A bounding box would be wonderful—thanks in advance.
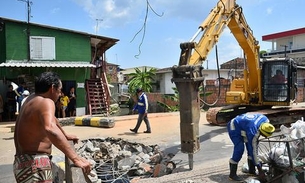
[262,61,289,102]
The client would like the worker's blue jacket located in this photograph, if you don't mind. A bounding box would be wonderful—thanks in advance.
[133,92,149,114]
[227,113,269,167]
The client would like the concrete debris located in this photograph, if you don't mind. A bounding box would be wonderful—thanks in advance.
[77,137,176,182]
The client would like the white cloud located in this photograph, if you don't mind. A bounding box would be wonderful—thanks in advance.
[50,7,60,14]
[71,0,145,28]
[266,7,273,15]
[71,0,214,29]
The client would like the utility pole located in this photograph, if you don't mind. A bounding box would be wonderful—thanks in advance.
[206,60,208,69]
[94,19,103,77]
[19,0,32,61]
[95,19,103,35]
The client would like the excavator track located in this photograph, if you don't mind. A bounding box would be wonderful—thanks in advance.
[206,104,305,128]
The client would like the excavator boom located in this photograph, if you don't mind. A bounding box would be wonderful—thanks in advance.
[171,0,302,169]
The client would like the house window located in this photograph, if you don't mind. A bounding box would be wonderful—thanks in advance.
[30,36,55,60]
[108,66,113,72]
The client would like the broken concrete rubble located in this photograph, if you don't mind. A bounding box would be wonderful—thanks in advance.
[76,137,176,183]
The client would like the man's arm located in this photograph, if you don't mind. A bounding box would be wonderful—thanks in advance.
[41,100,91,174]
[143,94,149,114]
[55,118,79,144]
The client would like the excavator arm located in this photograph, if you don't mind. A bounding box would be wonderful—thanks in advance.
[180,0,260,94]
[171,0,261,169]
[180,0,234,66]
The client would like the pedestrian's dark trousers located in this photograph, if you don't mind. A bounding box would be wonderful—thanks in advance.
[134,113,151,131]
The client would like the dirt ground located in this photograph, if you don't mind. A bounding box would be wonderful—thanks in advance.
[0,111,252,183]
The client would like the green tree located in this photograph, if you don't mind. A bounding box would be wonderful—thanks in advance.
[127,67,156,93]
[260,50,267,58]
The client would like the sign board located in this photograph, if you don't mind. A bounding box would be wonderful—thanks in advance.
[77,83,84,88]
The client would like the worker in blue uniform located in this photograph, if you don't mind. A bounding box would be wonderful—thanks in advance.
[130,88,151,133]
[227,113,275,182]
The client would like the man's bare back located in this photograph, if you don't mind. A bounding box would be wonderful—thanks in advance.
[14,94,55,155]
[13,72,91,183]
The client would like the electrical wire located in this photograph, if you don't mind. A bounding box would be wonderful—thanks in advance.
[200,45,221,107]
[130,0,164,59]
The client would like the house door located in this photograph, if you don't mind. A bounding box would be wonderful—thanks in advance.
[62,80,76,95]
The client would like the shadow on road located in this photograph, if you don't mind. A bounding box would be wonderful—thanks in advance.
[160,125,228,174]
[163,126,227,154]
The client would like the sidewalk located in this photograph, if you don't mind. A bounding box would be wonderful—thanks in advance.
[0,111,247,183]
[0,121,15,133]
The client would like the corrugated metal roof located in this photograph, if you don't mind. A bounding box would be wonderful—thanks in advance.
[0,61,96,68]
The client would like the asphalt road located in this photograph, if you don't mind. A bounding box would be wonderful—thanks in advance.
[0,111,244,183]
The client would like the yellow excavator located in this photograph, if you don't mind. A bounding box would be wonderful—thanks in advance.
[171,0,303,169]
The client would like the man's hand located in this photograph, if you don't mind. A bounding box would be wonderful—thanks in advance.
[258,167,267,183]
[66,134,79,144]
[73,157,92,175]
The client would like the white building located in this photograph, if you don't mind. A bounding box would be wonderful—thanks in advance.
[262,27,305,65]
[155,67,242,94]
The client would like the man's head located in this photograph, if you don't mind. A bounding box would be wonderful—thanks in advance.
[136,88,143,94]
[276,70,283,75]
[8,84,13,90]
[35,72,62,101]
[259,123,275,137]
[20,81,26,87]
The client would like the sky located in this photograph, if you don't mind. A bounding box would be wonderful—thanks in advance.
[0,0,304,70]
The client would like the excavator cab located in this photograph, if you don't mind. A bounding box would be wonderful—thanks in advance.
[261,58,297,106]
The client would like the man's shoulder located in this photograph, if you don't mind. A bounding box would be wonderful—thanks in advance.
[30,95,54,104]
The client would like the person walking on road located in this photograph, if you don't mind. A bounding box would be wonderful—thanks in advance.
[13,72,91,183]
[227,113,275,182]
[130,88,151,134]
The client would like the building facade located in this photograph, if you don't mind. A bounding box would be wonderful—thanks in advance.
[0,17,118,119]
[262,27,305,93]
[262,27,305,65]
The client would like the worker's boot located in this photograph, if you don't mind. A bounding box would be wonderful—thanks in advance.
[247,159,256,176]
[229,163,243,181]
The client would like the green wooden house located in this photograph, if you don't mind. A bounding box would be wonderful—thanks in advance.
[0,17,119,119]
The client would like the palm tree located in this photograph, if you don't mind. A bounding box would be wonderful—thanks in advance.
[127,67,156,93]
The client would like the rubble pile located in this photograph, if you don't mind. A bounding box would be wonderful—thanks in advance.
[76,137,176,183]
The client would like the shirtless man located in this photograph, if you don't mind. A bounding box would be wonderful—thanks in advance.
[13,72,91,183]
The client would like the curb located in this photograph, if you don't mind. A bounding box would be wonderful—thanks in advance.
[74,116,115,128]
